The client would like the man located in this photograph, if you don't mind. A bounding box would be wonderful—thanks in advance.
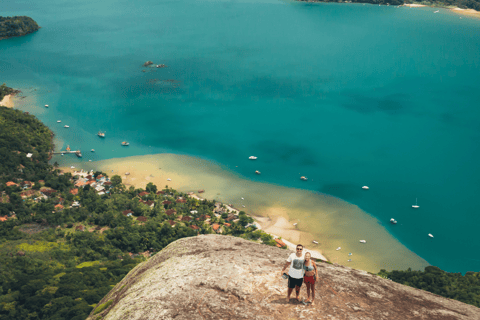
[281,244,305,302]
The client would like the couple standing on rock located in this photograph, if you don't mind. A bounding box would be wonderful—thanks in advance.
[281,244,318,305]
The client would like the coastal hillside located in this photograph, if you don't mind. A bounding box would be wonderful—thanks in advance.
[0,16,40,40]
[87,235,480,320]
[298,0,480,11]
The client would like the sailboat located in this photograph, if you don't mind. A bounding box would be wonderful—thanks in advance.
[412,198,420,209]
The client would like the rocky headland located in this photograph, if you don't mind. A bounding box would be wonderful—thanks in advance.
[87,235,479,320]
[0,16,40,40]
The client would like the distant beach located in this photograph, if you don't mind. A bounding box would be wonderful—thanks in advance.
[60,153,429,273]
[0,94,14,108]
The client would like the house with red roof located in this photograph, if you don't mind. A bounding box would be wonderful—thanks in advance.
[137,216,148,222]
[75,225,85,232]
[69,188,79,195]
[138,191,149,197]
[6,181,18,187]
[122,210,134,217]
[165,209,176,216]
[54,204,64,211]
[212,223,222,234]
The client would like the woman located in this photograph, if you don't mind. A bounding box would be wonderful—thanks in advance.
[303,252,318,305]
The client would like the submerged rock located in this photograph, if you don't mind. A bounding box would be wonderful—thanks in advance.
[87,235,480,320]
[143,61,154,67]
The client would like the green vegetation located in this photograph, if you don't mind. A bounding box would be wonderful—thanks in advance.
[0,16,40,40]
[0,83,18,101]
[0,105,280,319]
[93,300,112,315]
[378,266,480,308]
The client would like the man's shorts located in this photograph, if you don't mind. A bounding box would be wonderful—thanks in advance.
[287,275,304,289]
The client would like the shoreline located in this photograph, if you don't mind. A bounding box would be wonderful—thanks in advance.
[0,94,14,108]
[57,154,429,273]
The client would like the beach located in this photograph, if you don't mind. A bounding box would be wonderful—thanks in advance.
[403,4,427,7]
[60,153,429,273]
[0,94,14,108]
[451,8,480,18]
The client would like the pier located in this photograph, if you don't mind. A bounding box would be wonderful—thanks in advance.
[53,150,82,158]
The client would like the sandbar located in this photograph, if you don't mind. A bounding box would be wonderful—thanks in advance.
[60,153,429,273]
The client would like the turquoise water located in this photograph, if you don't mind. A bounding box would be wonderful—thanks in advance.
[2,0,480,273]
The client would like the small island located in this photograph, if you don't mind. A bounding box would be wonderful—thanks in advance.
[0,16,40,40]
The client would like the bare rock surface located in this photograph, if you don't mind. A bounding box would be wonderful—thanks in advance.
[87,235,480,320]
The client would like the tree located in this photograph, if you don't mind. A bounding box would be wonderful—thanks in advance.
[145,182,157,194]
[110,175,122,187]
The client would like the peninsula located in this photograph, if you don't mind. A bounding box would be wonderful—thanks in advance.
[0,16,40,40]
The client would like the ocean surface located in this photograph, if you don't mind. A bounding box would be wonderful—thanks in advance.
[2,0,480,273]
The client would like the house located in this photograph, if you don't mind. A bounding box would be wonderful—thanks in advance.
[140,200,154,208]
[225,213,237,222]
[224,223,231,227]
[138,191,149,197]
[26,153,33,158]
[0,216,8,222]
[20,189,36,199]
[122,210,134,217]
[71,201,80,207]
[181,216,192,222]
[165,209,176,216]
[212,223,222,234]
[190,210,198,214]
[22,181,33,188]
[190,225,200,231]
[137,216,148,222]
[6,181,18,187]
[176,198,187,204]
[75,225,85,232]
[162,200,172,206]
[54,204,64,211]
[167,220,176,227]
[157,191,166,195]
[69,188,79,195]
[274,238,286,248]
[75,180,86,187]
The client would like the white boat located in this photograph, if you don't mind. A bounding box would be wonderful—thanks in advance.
[167,178,171,181]
[428,233,434,238]
[241,197,244,200]
[91,149,95,152]
[412,198,420,208]
[359,240,367,243]
[390,218,397,224]
[242,205,246,208]
[45,104,49,108]
[255,170,261,175]
[312,240,318,244]
[249,156,257,160]
[293,223,298,227]
[97,131,105,138]
[362,186,369,190]
[300,176,308,181]
[64,125,69,128]
[336,247,341,251]
[434,10,439,13]
[57,120,61,123]
[70,166,75,169]
[121,141,129,146]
